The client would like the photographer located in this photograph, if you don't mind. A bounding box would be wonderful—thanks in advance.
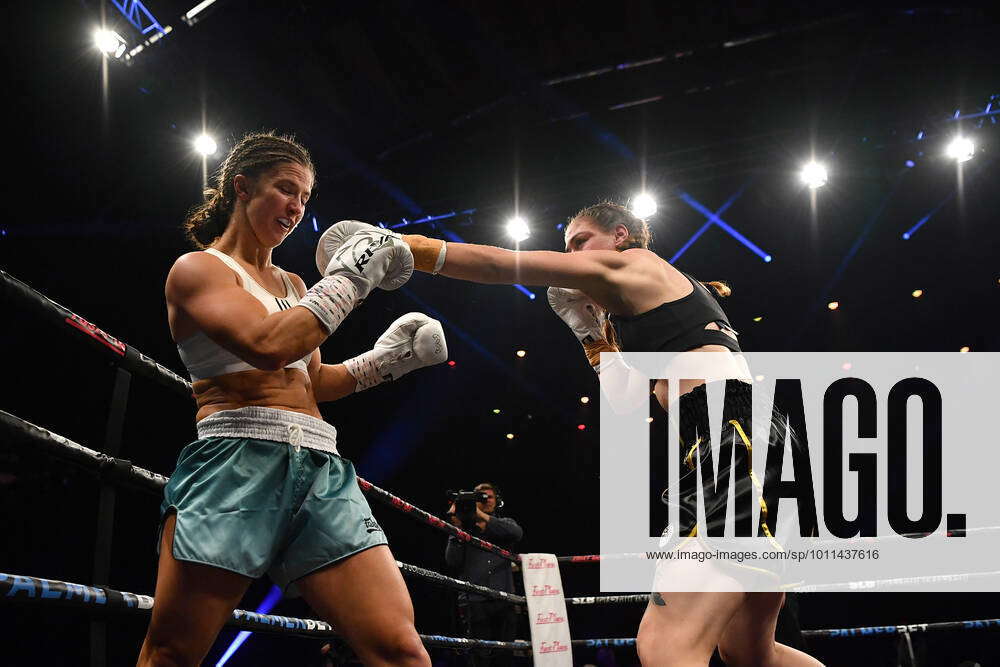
[445,483,523,666]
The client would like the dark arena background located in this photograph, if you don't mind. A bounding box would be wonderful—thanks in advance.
[2,2,999,666]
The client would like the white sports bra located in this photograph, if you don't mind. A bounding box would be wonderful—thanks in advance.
[176,248,312,381]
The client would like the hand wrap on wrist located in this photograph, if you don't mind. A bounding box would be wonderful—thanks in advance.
[296,274,359,335]
[403,234,447,274]
[584,340,618,371]
[342,350,382,392]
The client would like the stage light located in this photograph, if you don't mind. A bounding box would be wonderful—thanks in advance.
[506,217,530,242]
[842,362,852,371]
[580,396,590,404]
[800,162,828,189]
[515,350,526,358]
[912,289,923,298]
[646,417,654,423]
[492,409,500,414]
[945,137,974,163]
[755,375,765,382]
[183,0,219,24]
[960,346,970,353]
[194,134,217,156]
[753,316,763,322]
[827,301,840,310]
[447,360,456,367]
[630,193,657,218]
[905,160,916,168]
[94,29,127,58]
[506,433,515,440]
[577,424,586,431]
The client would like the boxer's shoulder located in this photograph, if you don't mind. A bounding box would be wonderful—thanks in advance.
[166,251,240,300]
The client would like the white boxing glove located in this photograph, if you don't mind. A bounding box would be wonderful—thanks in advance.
[547,286,617,372]
[343,313,449,392]
[321,228,414,300]
[547,287,607,344]
[316,220,393,274]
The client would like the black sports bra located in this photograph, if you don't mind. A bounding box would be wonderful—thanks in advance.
[609,273,741,353]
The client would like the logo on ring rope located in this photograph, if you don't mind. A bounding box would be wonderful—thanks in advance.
[65,314,125,356]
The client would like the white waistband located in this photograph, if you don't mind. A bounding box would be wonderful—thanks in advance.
[196,406,338,454]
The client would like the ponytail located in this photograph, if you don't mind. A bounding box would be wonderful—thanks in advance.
[182,188,230,249]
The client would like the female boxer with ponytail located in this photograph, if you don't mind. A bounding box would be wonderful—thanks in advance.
[319,203,821,667]
[140,132,439,667]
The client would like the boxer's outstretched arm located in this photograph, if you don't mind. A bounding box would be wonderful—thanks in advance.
[430,241,625,291]
[411,238,663,311]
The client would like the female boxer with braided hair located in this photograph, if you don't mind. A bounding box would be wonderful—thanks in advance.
[318,204,821,667]
[140,132,442,667]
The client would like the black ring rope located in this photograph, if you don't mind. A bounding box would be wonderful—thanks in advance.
[3,572,996,651]
[1,270,192,398]
[395,561,525,604]
[0,410,640,607]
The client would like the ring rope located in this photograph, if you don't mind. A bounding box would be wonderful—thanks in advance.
[396,561,526,604]
[0,410,639,610]
[1,270,192,397]
[0,571,648,651]
[6,571,995,651]
[357,478,517,562]
[787,570,1000,593]
[801,619,1000,638]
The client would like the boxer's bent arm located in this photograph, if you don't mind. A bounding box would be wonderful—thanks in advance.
[291,273,360,402]
[167,253,328,371]
[305,347,359,403]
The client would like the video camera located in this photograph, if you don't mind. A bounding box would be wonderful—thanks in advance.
[447,489,489,525]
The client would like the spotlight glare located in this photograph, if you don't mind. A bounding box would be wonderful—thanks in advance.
[506,433,515,440]
[912,289,923,298]
[506,217,530,242]
[960,346,970,353]
[447,360,456,367]
[800,162,828,189]
[827,301,840,311]
[492,409,500,415]
[577,424,586,431]
[755,375,765,382]
[580,396,590,404]
[842,362,853,371]
[645,417,654,423]
[94,29,126,58]
[753,316,763,322]
[194,134,218,156]
[945,137,975,163]
[630,192,657,218]
[515,349,526,358]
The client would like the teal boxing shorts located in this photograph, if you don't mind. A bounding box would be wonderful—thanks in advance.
[159,406,387,591]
